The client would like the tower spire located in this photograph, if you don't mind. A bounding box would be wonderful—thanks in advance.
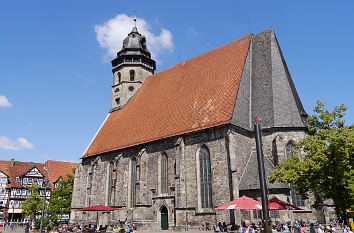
[134,11,137,28]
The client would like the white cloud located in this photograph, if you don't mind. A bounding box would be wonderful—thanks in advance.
[94,14,173,61]
[0,95,12,107]
[0,136,34,150]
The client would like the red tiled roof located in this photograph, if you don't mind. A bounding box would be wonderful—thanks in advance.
[0,160,10,177]
[46,160,79,189]
[83,34,252,158]
[6,161,48,188]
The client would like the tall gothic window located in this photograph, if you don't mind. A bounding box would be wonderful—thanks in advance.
[130,70,135,81]
[199,145,213,209]
[109,162,116,206]
[291,188,305,206]
[130,158,136,208]
[118,72,121,83]
[286,140,305,206]
[272,139,279,166]
[285,141,295,158]
[161,152,168,194]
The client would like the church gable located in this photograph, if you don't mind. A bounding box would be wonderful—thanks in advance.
[230,29,307,130]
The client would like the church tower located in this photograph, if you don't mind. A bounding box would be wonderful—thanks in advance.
[110,20,156,111]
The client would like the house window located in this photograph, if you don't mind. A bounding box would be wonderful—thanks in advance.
[130,70,135,81]
[16,189,21,195]
[21,189,26,195]
[161,152,168,194]
[129,158,137,208]
[0,178,7,184]
[199,145,213,209]
[28,178,33,184]
[38,179,43,186]
[16,177,20,182]
[33,178,38,184]
[23,178,28,185]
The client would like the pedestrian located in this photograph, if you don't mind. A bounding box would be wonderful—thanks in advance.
[294,220,301,233]
[300,224,306,233]
[25,223,29,233]
[338,216,344,228]
[310,223,316,233]
[215,222,222,232]
[106,226,113,233]
[345,227,352,233]
[241,220,255,233]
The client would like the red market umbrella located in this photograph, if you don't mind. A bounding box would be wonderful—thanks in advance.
[268,197,302,210]
[215,195,262,210]
[76,205,120,211]
[76,205,120,225]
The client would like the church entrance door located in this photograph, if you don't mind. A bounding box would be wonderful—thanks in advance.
[160,205,168,230]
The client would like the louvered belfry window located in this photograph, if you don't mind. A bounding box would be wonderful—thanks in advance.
[199,145,213,209]
[130,158,136,208]
[161,152,168,194]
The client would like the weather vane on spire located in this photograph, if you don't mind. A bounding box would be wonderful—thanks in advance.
[134,10,137,28]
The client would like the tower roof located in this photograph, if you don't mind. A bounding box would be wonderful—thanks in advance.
[118,26,151,58]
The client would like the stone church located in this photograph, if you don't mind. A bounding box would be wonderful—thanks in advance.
[70,26,332,229]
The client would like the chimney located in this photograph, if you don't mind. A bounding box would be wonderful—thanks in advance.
[10,158,15,167]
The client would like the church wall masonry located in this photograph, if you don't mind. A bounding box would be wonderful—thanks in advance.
[71,125,321,229]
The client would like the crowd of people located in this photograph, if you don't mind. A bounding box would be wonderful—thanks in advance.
[213,219,353,233]
[46,224,137,233]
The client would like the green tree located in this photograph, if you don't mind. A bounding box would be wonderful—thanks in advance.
[48,173,74,219]
[21,184,44,218]
[269,101,354,218]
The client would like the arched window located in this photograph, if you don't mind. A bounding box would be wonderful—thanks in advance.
[272,139,278,166]
[128,86,134,94]
[109,162,116,206]
[117,72,121,83]
[161,152,168,194]
[130,70,135,81]
[285,141,295,158]
[199,145,213,208]
[286,140,305,206]
[129,158,136,208]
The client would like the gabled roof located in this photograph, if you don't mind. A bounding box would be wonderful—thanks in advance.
[83,34,252,158]
[230,29,307,130]
[46,160,78,189]
[0,159,78,189]
[7,161,47,188]
[0,161,10,178]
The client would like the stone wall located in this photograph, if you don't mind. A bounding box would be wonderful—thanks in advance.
[71,125,335,229]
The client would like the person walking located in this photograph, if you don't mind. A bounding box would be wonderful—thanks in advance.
[241,220,255,233]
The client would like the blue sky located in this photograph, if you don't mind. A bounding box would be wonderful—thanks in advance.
[1,1,353,163]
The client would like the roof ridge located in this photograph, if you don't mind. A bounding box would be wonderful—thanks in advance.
[150,33,253,79]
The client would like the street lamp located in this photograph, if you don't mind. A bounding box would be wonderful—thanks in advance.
[39,166,51,233]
